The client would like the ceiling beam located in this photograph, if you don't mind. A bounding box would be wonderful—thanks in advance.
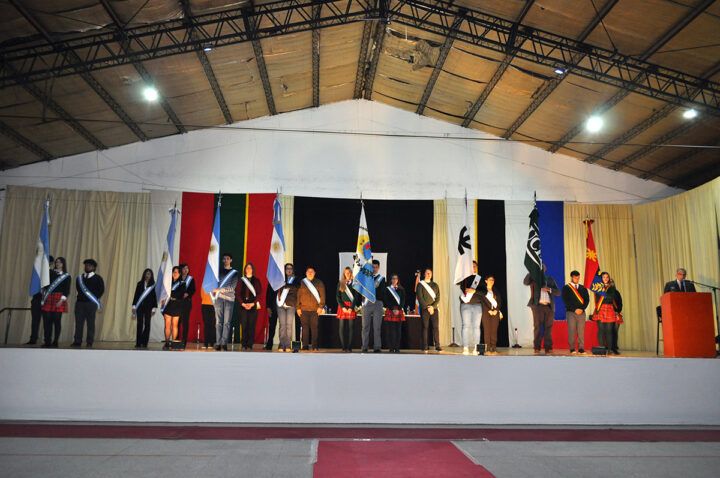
[242,6,277,115]
[640,136,720,181]
[461,0,536,127]
[416,10,465,116]
[99,0,186,134]
[180,0,233,125]
[550,0,714,154]
[0,118,53,161]
[353,20,374,99]
[312,1,322,108]
[362,0,389,101]
[500,0,618,139]
[669,151,720,189]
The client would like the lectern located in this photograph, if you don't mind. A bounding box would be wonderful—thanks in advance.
[660,292,716,358]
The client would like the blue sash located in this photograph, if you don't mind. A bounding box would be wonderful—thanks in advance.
[218,269,237,289]
[41,273,70,305]
[386,286,401,306]
[134,285,154,309]
[183,275,193,287]
[78,275,102,309]
[162,280,182,312]
[374,274,385,287]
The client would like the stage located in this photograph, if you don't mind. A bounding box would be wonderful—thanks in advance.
[1,343,718,426]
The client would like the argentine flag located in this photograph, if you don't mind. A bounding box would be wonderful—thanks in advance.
[266,197,286,291]
[202,202,221,299]
[352,203,376,303]
[155,207,178,308]
[29,200,51,296]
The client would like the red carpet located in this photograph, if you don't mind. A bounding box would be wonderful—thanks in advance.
[313,441,494,477]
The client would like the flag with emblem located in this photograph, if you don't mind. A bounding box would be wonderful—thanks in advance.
[583,218,605,296]
[266,196,286,291]
[453,200,474,284]
[524,200,545,304]
[202,200,221,299]
[352,202,376,303]
[29,199,51,296]
[155,207,178,308]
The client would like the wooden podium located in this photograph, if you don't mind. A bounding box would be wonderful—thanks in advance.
[661,292,716,358]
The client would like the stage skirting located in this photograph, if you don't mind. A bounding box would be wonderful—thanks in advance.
[1,349,718,425]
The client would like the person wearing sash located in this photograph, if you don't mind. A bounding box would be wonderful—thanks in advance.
[383,274,405,353]
[131,268,157,349]
[238,263,263,351]
[296,266,325,351]
[361,260,386,353]
[41,257,70,348]
[27,255,52,345]
[336,267,360,352]
[162,266,186,350]
[212,253,238,351]
[268,263,298,352]
[593,272,623,355]
[459,261,483,355]
[416,268,441,352]
[561,270,590,354]
[178,264,196,348]
[71,259,105,348]
[480,275,503,355]
[523,264,560,354]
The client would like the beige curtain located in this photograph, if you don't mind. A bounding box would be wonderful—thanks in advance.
[564,204,645,350]
[433,200,452,346]
[633,177,720,351]
[0,186,150,344]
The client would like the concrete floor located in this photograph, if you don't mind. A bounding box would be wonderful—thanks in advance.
[1,437,719,477]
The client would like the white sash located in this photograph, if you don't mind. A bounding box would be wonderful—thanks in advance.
[419,280,436,300]
[460,274,482,304]
[78,274,102,309]
[343,284,355,304]
[387,286,401,305]
[218,269,237,289]
[241,276,257,298]
[303,277,321,303]
[276,277,295,307]
[134,285,154,309]
[485,290,498,309]
[184,275,193,287]
[41,272,70,305]
[374,274,385,287]
[171,280,182,292]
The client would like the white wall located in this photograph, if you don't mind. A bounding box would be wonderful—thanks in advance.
[0,100,679,203]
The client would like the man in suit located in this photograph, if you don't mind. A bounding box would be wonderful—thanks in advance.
[523,264,560,354]
[561,270,590,354]
[72,259,105,348]
[663,268,696,293]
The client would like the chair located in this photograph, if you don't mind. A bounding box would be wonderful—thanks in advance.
[656,305,663,355]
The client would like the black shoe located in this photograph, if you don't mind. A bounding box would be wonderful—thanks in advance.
[361,348,368,353]
[41,343,51,348]
[25,340,37,345]
[86,343,93,348]
[163,342,171,350]
[204,343,209,348]
[435,347,442,352]
[222,345,228,351]
[578,349,585,354]
[70,342,81,347]
[569,349,575,354]
[214,345,221,351]
[612,349,620,355]
[51,342,58,348]
[374,349,381,353]
[347,348,352,353]
[134,344,141,349]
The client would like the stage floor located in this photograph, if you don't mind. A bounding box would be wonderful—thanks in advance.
[4,341,665,358]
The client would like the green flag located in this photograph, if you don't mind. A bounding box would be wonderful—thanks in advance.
[524,204,546,303]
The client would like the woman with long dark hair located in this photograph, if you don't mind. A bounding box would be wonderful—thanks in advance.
[238,262,263,351]
[132,268,157,349]
[41,257,71,348]
[336,267,360,352]
[162,266,185,350]
[593,272,623,355]
[383,273,405,353]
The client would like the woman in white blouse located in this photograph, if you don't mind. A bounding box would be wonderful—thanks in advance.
[480,275,503,355]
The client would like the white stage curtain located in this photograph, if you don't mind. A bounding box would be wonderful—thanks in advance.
[147,190,182,342]
[633,177,720,350]
[433,200,452,346]
[504,201,535,347]
[0,186,150,343]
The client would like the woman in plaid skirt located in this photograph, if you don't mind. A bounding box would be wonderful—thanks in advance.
[593,272,623,355]
[336,267,360,352]
[383,274,405,353]
[41,257,71,348]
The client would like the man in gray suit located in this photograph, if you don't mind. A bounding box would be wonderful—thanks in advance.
[523,264,561,354]
[663,268,696,293]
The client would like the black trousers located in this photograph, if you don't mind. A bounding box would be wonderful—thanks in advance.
[300,311,319,349]
[598,322,615,351]
[74,301,97,345]
[179,299,192,344]
[29,293,42,343]
[42,311,61,345]
[421,308,439,349]
[338,319,354,350]
[135,307,152,346]
[613,323,620,351]
[201,304,216,345]
[265,309,278,349]
[239,306,258,349]
[388,321,402,350]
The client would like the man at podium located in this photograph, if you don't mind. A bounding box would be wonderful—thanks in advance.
[663,268,696,293]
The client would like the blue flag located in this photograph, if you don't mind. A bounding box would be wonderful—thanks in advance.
[266,197,286,291]
[202,202,221,299]
[156,207,178,308]
[29,200,51,296]
[351,203,376,303]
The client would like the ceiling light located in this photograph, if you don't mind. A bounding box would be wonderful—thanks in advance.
[682,109,698,119]
[143,87,159,101]
[554,68,565,75]
[586,116,603,133]
[203,46,212,52]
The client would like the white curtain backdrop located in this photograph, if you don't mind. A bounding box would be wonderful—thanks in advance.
[504,200,535,347]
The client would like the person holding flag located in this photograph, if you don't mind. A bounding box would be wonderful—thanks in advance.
[27,199,51,345]
[351,203,382,353]
[454,202,481,355]
[265,197,287,350]
[41,257,71,348]
[71,259,104,348]
[522,202,560,354]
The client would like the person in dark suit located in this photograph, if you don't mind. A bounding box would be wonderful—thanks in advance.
[663,268,696,293]
[480,275,503,355]
[238,263,263,351]
[72,259,105,348]
[561,270,590,354]
[523,264,560,354]
[178,263,196,348]
[296,266,325,351]
[131,268,157,349]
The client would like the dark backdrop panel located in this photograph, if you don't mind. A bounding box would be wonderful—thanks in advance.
[293,197,434,311]
[476,199,509,347]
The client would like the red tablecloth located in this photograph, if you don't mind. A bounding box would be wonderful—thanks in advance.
[551,320,599,349]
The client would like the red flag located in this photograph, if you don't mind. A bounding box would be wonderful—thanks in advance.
[583,219,599,289]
